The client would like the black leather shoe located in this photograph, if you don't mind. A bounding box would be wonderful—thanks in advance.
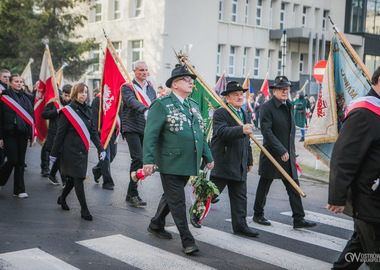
[102,184,114,190]
[147,226,172,239]
[182,244,199,255]
[57,196,70,211]
[41,168,50,177]
[211,195,219,204]
[48,175,60,185]
[253,216,271,226]
[81,212,93,221]
[128,196,146,208]
[293,219,317,229]
[234,227,259,237]
[190,217,201,228]
[92,168,100,184]
[299,137,305,142]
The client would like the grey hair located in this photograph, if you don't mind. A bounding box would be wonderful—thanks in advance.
[133,60,146,70]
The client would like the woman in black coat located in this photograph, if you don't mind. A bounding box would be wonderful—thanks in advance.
[50,83,105,221]
[0,74,34,198]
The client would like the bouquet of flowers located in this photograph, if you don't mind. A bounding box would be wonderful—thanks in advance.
[189,168,220,223]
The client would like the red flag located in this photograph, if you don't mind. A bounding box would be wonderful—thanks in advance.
[99,46,126,149]
[34,47,60,144]
[243,75,254,118]
[261,73,269,97]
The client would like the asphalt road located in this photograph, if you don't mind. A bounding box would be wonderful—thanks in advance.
[0,140,356,270]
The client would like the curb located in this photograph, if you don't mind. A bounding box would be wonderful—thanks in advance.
[300,173,329,184]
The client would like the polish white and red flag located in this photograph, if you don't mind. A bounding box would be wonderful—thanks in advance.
[99,45,125,149]
[34,43,60,144]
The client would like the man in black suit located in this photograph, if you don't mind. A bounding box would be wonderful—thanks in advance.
[253,76,316,229]
[328,66,380,270]
[208,81,259,237]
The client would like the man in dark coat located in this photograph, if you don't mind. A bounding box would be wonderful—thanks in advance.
[91,92,117,190]
[209,81,259,237]
[143,65,214,255]
[327,66,380,270]
[121,60,157,207]
[42,84,71,186]
[0,69,11,166]
[253,76,316,229]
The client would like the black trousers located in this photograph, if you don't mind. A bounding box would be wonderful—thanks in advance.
[253,176,305,221]
[40,142,49,170]
[0,147,5,166]
[61,176,90,214]
[49,154,65,180]
[212,176,248,232]
[0,134,27,195]
[92,135,117,187]
[333,218,380,270]
[150,173,195,248]
[124,132,143,198]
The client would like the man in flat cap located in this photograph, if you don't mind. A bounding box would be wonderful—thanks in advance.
[253,76,317,229]
[209,81,259,237]
[143,65,214,255]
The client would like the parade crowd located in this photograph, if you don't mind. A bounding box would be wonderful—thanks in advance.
[0,62,379,269]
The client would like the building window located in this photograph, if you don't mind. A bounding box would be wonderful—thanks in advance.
[299,53,305,73]
[269,0,273,28]
[219,0,224,21]
[365,54,380,74]
[131,40,144,65]
[302,6,307,27]
[113,0,122,20]
[134,0,144,17]
[277,51,282,76]
[254,49,260,77]
[94,0,102,22]
[280,3,285,29]
[92,44,102,72]
[256,0,262,26]
[322,10,328,30]
[267,50,272,74]
[112,41,122,57]
[245,0,249,25]
[243,47,248,75]
[217,45,222,75]
[228,46,236,76]
[231,0,238,22]
[349,0,365,33]
[365,0,380,34]
[292,4,297,27]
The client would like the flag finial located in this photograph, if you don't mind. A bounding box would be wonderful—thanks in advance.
[103,28,109,39]
[42,39,49,45]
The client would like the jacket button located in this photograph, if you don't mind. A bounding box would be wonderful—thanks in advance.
[194,131,196,133]
[195,140,198,143]
[194,150,197,153]
[169,153,172,156]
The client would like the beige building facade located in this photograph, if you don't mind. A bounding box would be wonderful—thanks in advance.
[75,0,364,94]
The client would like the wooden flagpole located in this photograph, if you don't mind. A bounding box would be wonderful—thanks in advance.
[42,39,61,107]
[329,17,371,80]
[178,54,306,197]
[103,29,143,103]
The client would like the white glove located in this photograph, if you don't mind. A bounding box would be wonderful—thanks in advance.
[49,156,57,163]
[100,151,106,161]
[144,110,149,120]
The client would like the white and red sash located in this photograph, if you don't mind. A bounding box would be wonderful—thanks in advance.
[131,82,152,107]
[115,114,121,143]
[1,95,36,143]
[61,105,90,152]
[346,96,380,117]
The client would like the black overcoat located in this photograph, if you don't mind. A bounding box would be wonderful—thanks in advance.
[328,89,380,223]
[259,96,297,179]
[121,79,156,135]
[50,101,104,179]
[210,107,253,181]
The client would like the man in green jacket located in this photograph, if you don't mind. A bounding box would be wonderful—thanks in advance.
[143,65,214,255]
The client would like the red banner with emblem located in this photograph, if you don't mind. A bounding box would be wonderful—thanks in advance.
[99,46,125,149]
[34,46,60,144]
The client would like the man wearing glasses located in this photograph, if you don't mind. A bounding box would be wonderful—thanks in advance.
[143,65,214,255]
[253,76,317,229]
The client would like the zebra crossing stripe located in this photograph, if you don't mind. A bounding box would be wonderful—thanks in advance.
[0,248,79,270]
[77,234,216,270]
[243,218,347,252]
[166,225,331,270]
[281,210,354,230]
